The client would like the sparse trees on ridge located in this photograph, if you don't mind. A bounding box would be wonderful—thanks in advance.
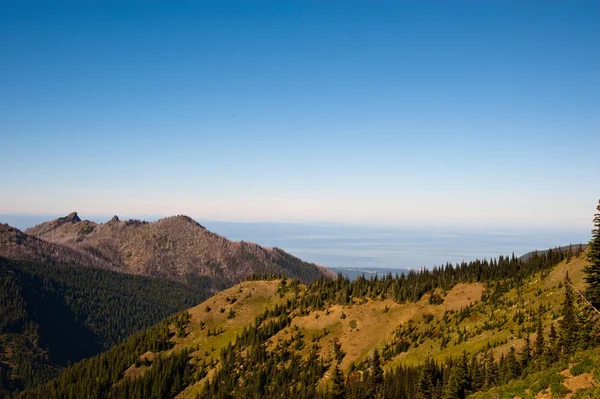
[584,199,600,307]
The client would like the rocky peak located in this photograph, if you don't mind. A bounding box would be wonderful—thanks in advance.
[65,212,81,223]
[167,215,203,228]
[109,215,120,223]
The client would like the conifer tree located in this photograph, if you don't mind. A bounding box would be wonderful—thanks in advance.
[442,352,470,399]
[576,303,593,351]
[483,349,498,389]
[416,358,435,399]
[534,319,545,364]
[506,347,519,380]
[368,349,383,398]
[470,355,484,392]
[544,324,558,365]
[584,199,600,307]
[442,373,460,399]
[519,335,532,373]
[558,273,577,355]
[330,363,345,399]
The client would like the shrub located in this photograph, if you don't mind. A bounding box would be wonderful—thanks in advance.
[570,359,594,376]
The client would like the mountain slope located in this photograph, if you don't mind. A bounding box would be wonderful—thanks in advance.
[18,247,598,399]
[0,214,330,396]
[0,223,115,271]
[25,213,331,285]
[0,256,210,394]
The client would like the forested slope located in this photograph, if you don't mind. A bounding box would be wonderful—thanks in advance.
[16,245,600,398]
[0,257,209,394]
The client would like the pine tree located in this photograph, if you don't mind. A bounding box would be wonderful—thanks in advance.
[544,324,558,366]
[576,302,593,351]
[558,273,577,356]
[506,347,520,380]
[534,319,545,365]
[483,349,498,389]
[416,358,435,399]
[443,352,470,399]
[470,355,484,392]
[519,335,532,373]
[584,199,600,307]
[442,372,460,399]
[330,363,345,399]
[368,349,383,398]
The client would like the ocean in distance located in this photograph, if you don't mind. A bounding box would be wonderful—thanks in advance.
[201,221,590,272]
[1,214,590,273]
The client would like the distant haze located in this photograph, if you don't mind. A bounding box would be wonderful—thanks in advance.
[1,214,591,270]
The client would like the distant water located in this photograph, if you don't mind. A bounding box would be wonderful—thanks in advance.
[200,221,591,270]
[329,267,412,281]
[1,214,590,271]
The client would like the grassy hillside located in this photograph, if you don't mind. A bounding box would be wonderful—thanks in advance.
[17,246,599,398]
[176,255,593,397]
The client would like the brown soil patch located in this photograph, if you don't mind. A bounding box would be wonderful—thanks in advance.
[557,367,596,398]
[441,283,486,311]
[123,363,149,380]
[564,372,595,394]
[535,390,552,399]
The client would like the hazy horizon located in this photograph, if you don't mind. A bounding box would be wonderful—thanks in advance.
[2,212,591,271]
[1,1,599,229]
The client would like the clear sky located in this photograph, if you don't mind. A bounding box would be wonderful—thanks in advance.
[1,1,599,229]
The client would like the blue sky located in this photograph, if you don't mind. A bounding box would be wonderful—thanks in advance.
[1,1,599,229]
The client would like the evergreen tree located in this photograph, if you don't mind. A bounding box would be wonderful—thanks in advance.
[470,355,484,392]
[443,352,470,399]
[544,324,558,366]
[330,363,345,399]
[558,273,577,355]
[519,335,532,373]
[483,349,498,389]
[534,319,545,366]
[584,199,600,307]
[416,358,435,399]
[576,303,593,351]
[368,349,383,398]
[506,347,520,381]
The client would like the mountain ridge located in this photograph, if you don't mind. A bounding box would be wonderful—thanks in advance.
[22,212,332,285]
[0,223,115,271]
